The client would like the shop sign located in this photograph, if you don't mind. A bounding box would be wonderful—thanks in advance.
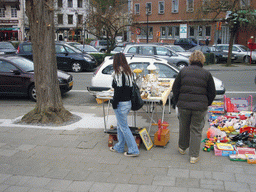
[0,20,18,24]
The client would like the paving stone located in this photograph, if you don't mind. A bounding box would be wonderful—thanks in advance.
[188,189,213,192]
[22,177,52,188]
[138,185,164,192]
[0,184,9,191]
[249,183,256,192]
[162,186,188,192]
[43,168,71,179]
[222,165,244,174]
[28,188,52,192]
[2,175,32,186]
[0,174,12,184]
[103,164,127,173]
[25,167,52,177]
[17,145,36,151]
[0,149,17,157]
[85,172,111,182]
[234,173,256,184]
[44,179,73,190]
[76,141,98,149]
[123,165,147,175]
[106,173,132,184]
[0,164,12,174]
[65,181,94,191]
[0,143,6,148]
[128,174,154,185]
[139,159,160,168]
[145,167,168,176]
[224,181,250,192]
[89,182,116,192]
[200,179,224,190]
[4,185,30,192]
[98,156,122,164]
[167,168,189,178]
[212,172,235,181]
[152,176,175,186]
[113,184,139,192]
[176,178,199,188]
[189,170,212,179]
[64,169,91,181]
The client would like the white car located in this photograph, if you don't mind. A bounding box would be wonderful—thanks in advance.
[214,44,256,63]
[87,55,225,99]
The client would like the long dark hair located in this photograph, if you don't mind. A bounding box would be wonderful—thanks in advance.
[113,53,132,76]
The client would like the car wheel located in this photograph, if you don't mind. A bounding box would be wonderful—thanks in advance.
[28,84,36,102]
[177,62,187,69]
[71,62,83,72]
[244,56,250,64]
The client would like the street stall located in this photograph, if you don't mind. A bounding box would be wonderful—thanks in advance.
[204,95,256,164]
[96,65,174,149]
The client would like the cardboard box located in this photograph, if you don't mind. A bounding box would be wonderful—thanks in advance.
[214,145,236,157]
[237,147,256,155]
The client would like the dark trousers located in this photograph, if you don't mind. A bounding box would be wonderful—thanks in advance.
[178,108,207,157]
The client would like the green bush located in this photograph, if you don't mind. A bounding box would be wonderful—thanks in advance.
[204,53,215,65]
[90,53,106,66]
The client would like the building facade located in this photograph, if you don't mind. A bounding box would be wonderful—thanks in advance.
[130,0,255,46]
[0,0,25,41]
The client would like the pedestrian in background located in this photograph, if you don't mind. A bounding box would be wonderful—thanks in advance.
[217,37,221,44]
[205,37,209,46]
[172,50,216,164]
[110,53,139,157]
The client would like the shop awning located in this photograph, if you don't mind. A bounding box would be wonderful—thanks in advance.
[0,27,19,31]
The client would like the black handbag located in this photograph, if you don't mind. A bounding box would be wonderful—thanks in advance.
[131,81,144,111]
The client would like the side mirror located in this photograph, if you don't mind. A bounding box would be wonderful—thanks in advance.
[11,70,20,75]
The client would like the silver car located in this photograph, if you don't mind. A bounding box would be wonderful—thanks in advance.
[215,44,256,63]
[123,44,189,69]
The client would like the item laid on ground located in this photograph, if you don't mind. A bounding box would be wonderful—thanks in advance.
[153,119,170,147]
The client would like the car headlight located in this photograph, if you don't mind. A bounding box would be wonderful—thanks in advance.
[84,57,92,62]
[58,78,65,84]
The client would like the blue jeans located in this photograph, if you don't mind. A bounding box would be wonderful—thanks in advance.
[113,101,139,155]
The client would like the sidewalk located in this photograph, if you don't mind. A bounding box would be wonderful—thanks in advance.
[204,63,256,71]
[0,102,256,192]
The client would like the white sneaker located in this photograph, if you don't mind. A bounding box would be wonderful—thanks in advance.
[190,157,199,164]
[178,147,186,155]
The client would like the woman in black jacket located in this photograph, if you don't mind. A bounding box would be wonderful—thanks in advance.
[109,53,139,157]
[172,50,216,164]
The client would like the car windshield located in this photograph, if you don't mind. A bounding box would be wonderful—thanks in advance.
[99,41,108,46]
[64,44,82,53]
[238,45,250,52]
[0,43,15,49]
[12,57,34,72]
[80,45,98,52]
[170,46,186,52]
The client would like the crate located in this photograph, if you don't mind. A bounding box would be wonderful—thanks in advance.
[214,145,236,156]
[224,95,253,113]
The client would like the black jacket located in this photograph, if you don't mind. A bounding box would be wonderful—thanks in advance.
[112,72,133,109]
[172,65,216,111]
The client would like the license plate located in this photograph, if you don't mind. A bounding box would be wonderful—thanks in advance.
[69,81,73,87]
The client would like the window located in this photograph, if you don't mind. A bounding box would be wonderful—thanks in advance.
[154,63,177,78]
[240,0,250,8]
[189,26,195,37]
[11,6,17,18]
[206,26,211,36]
[167,27,173,38]
[158,1,164,14]
[134,4,140,15]
[198,25,203,36]
[68,15,73,24]
[102,65,114,75]
[174,26,179,37]
[78,15,83,24]
[138,26,153,39]
[172,0,179,13]
[146,3,152,14]
[78,0,83,8]
[127,47,137,54]
[68,0,73,8]
[58,14,63,24]
[55,45,66,53]
[139,46,154,55]
[0,8,5,17]
[187,0,194,12]
[58,0,62,8]
[160,27,166,37]
[156,47,169,56]
[0,61,17,73]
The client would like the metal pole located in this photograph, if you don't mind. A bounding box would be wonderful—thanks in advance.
[146,9,148,43]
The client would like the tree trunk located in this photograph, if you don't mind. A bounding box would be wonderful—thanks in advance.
[226,29,236,67]
[21,0,73,125]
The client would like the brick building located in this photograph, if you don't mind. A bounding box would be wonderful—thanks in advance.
[130,0,255,46]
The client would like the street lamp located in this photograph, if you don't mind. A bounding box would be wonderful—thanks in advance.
[146,5,149,43]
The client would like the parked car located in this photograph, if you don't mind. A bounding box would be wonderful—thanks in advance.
[0,55,73,101]
[17,42,98,72]
[110,46,124,54]
[123,44,189,69]
[0,42,17,54]
[164,45,191,58]
[187,45,237,63]
[87,55,225,99]
[71,44,103,54]
[174,38,204,50]
[90,40,108,52]
[214,44,256,63]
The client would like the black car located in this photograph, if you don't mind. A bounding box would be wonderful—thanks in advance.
[0,55,73,101]
[17,42,97,72]
[0,42,17,54]
[174,38,204,50]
